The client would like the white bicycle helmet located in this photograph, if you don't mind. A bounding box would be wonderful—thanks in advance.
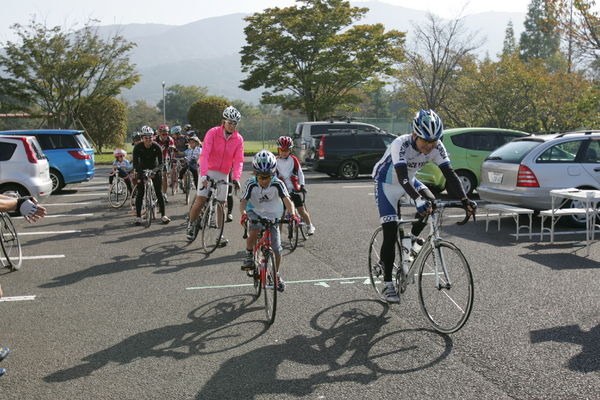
[140,125,154,136]
[252,150,277,174]
[412,109,444,141]
[223,106,241,122]
[113,149,127,157]
[171,125,182,134]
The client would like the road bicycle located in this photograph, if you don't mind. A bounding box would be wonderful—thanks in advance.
[140,168,160,228]
[181,164,196,206]
[243,216,279,325]
[283,190,309,251]
[170,157,185,196]
[0,212,22,271]
[367,200,475,334]
[108,169,133,209]
[196,179,234,255]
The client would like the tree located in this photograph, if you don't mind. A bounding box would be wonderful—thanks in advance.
[240,0,405,120]
[520,0,562,61]
[187,96,230,139]
[502,21,519,56]
[78,97,128,153]
[548,0,600,71]
[396,13,482,113]
[0,19,140,129]
[126,99,162,135]
[156,84,208,125]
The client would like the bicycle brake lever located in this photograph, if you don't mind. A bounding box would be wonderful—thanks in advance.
[456,210,472,225]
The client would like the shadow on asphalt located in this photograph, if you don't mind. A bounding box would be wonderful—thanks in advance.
[196,299,453,398]
[43,294,269,383]
[530,323,600,372]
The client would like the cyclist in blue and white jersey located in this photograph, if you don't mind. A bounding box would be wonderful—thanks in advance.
[372,109,476,303]
[239,150,297,292]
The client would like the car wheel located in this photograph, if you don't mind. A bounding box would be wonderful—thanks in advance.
[0,184,30,198]
[338,160,359,180]
[49,169,65,193]
[564,199,588,228]
[455,171,476,196]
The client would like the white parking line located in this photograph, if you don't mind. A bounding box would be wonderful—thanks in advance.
[0,296,36,302]
[12,214,93,219]
[41,202,98,206]
[186,276,371,290]
[1,255,65,261]
[18,230,81,236]
[54,193,105,197]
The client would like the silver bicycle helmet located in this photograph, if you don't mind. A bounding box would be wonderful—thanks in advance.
[252,150,277,173]
[223,106,241,122]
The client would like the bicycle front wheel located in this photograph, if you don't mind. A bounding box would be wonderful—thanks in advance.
[287,219,299,251]
[108,178,128,208]
[200,201,224,255]
[0,213,22,271]
[417,240,474,334]
[263,251,277,325]
[143,184,153,228]
[368,226,401,302]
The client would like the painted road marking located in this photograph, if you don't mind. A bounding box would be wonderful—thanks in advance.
[18,230,81,236]
[41,202,98,206]
[0,295,36,302]
[13,214,93,219]
[186,276,371,291]
[54,193,105,197]
[1,255,65,261]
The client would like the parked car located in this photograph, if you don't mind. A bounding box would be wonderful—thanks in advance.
[0,135,53,200]
[293,120,387,165]
[478,130,600,226]
[0,130,95,193]
[416,127,530,195]
[312,130,397,179]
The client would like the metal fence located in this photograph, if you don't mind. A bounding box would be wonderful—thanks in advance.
[236,116,411,146]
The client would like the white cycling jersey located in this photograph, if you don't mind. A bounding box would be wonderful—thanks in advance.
[241,176,289,221]
[372,134,450,184]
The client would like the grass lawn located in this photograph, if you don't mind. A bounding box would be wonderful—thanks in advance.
[95,140,279,164]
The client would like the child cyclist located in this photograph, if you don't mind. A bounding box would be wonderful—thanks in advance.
[275,136,316,235]
[239,150,298,292]
[178,135,202,189]
[109,149,133,193]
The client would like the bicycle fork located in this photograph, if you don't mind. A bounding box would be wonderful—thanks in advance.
[431,242,452,290]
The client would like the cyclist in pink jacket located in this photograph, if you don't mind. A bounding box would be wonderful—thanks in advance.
[186,106,245,246]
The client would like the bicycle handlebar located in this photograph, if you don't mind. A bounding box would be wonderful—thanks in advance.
[432,200,477,225]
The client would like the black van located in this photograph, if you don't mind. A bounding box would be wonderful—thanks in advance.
[313,131,396,179]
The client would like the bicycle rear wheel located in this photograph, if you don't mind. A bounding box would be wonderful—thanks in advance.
[417,240,474,334]
[287,218,299,251]
[263,251,277,325]
[200,201,224,254]
[108,178,128,208]
[0,213,22,271]
[368,226,401,302]
[183,172,192,205]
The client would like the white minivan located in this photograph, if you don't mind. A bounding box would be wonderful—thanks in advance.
[0,135,53,200]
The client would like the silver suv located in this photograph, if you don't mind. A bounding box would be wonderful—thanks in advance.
[293,120,386,164]
[478,130,600,226]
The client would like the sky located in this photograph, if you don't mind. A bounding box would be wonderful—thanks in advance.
[1,0,530,42]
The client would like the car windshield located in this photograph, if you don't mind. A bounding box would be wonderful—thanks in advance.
[486,140,541,163]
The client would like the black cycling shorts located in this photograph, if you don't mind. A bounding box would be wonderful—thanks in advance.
[290,192,304,208]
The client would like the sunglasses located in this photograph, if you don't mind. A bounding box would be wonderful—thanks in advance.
[420,138,438,144]
[257,174,272,180]
[225,119,238,127]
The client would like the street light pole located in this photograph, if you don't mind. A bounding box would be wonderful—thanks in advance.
[162,81,166,124]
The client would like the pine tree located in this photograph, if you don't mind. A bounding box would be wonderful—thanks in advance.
[519,0,561,61]
[502,21,518,55]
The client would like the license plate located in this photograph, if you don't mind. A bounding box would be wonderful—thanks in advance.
[488,171,503,184]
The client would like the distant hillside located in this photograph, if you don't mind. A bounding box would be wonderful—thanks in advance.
[103,2,525,104]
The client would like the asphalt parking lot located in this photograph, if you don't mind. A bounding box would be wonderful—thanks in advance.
[0,165,598,399]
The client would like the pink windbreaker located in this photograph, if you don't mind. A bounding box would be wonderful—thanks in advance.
[199,125,244,181]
